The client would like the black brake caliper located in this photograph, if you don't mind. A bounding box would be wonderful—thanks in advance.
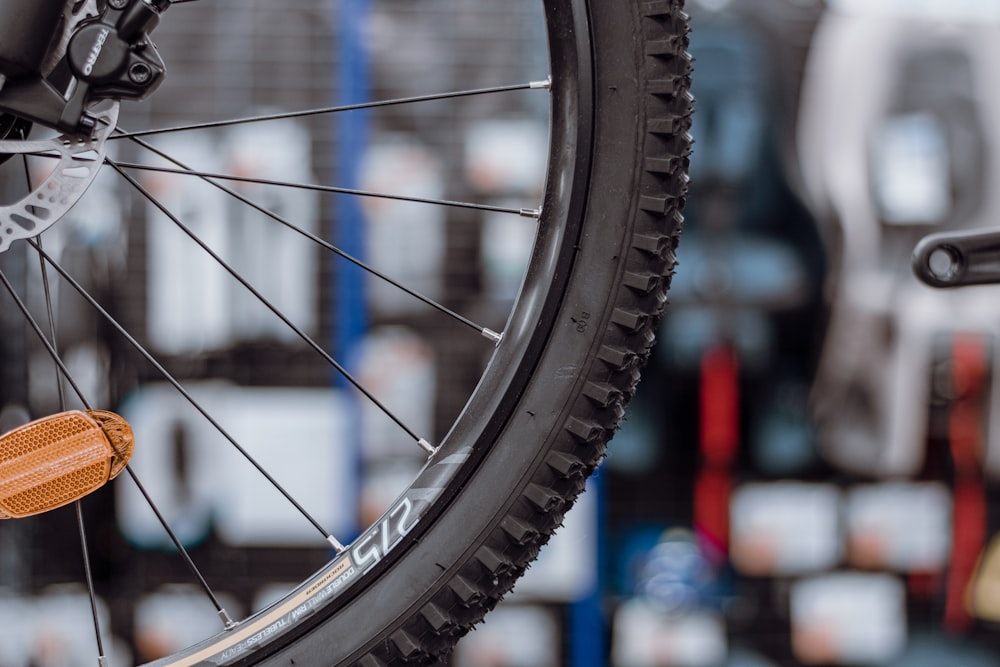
[67,0,168,104]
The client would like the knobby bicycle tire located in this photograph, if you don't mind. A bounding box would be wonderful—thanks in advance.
[129,0,694,664]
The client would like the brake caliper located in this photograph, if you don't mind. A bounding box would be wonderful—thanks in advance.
[66,0,169,108]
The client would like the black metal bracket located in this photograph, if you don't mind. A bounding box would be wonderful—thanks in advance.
[912,229,1000,288]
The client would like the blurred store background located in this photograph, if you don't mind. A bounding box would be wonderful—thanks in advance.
[3,0,1000,665]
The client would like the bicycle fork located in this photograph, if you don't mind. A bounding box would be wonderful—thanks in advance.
[0,0,170,135]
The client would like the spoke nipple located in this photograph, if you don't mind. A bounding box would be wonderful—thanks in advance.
[327,535,346,553]
[418,438,438,456]
[98,656,109,667]
[520,208,541,220]
[219,609,238,630]
[482,328,504,347]
[530,77,552,90]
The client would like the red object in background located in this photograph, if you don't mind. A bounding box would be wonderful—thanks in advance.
[700,345,740,467]
[696,345,740,558]
[694,467,733,558]
[944,334,989,632]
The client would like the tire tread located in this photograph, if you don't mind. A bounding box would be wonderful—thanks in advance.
[351,1,691,663]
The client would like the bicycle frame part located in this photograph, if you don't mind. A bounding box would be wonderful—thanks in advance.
[913,229,1000,288]
[0,0,168,134]
[0,0,67,79]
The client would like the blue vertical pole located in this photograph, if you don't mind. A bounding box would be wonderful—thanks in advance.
[335,0,369,539]
[569,473,606,667]
[335,0,369,365]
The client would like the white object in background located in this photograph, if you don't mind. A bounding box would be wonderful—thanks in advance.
[356,326,436,462]
[828,0,1000,21]
[798,0,1000,479]
[117,383,356,548]
[468,120,548,303]
[481,206,536,302]
[453,605,559,667]
[360,138,446,316]
[144,134,230,354]
[464,119,548,195]
[845,482,951,572]
[0,588,125,667]
[145,122,320,354]
[612,601,727,667]
[790,573,907,665]
[730,483,842,576]
[871,113,951,225]
[222,120,319,343]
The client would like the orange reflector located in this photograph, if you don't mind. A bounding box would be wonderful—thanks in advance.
[0,410,133,519]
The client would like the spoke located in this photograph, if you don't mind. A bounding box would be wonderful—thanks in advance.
[76,503,109,665]
[27,239,348,551]
[21,155,71,409]
[107,156,438,455]
[123,466,237,630]
[34,236,68,409]
[110,82,544,139]
[34,234,108,664]
[110,159,537,218]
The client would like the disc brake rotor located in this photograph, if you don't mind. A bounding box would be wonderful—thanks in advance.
[0,100,119,254]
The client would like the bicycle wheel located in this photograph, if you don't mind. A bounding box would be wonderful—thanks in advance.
[0,0,691,664]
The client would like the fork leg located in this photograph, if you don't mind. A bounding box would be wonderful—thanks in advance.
[0,0,71,79]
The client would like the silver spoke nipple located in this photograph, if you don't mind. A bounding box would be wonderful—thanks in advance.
[418,438,437,455]
[327,535,346,553]
[98,657,109,667]
[482,328,504,347]
[219,609,238,630]
[520,208,541,219]
[530,77,552,90]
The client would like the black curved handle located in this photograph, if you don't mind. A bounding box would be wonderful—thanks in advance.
[913,229,1000,288]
